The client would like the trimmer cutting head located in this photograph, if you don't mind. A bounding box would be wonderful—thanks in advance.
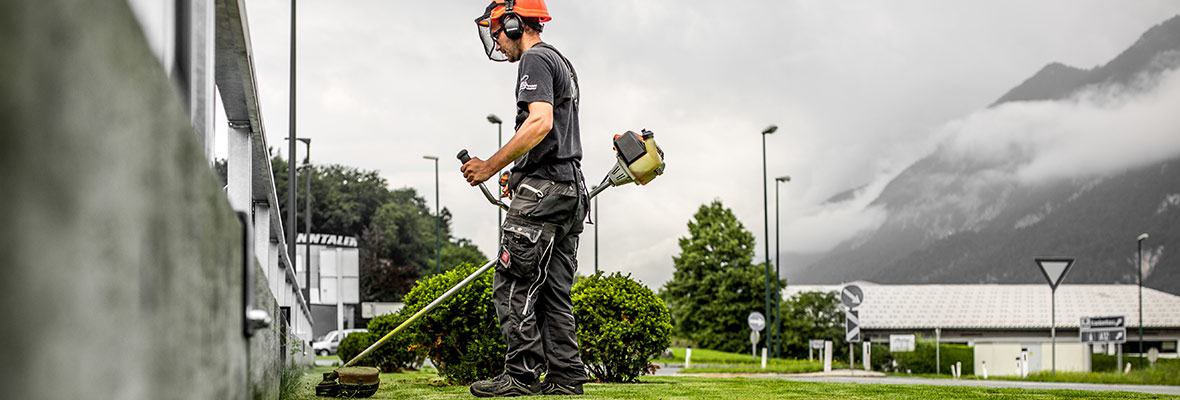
[316,367,379,398]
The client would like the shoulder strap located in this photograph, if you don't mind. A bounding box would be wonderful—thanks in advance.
[532,43,579,106]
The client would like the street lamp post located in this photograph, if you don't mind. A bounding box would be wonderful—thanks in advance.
[774,175,790,358]
[761,124,777,357]
[289,138,313,304]
[300,139,311,302]
[594,192,599,275]
[487,114,504,246]
[1138,232,1148,370]
[286,0,298,289]
[424,155,440,275]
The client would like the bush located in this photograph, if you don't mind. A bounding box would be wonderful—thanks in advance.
[572,272,672,382]
[402,262,504,384]
[871,338,973,375]
[337,331,378,367]
[366,307,429,372]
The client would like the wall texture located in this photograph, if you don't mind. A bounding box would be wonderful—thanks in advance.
[0,1,283,399]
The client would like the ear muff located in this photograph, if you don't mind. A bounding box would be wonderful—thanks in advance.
[502,0,523,40]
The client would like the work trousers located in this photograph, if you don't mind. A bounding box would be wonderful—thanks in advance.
[493,175,588,385]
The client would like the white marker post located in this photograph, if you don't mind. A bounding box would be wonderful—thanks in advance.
[685,348,692,370]
[863,342,871,371]
[823,340,833,372]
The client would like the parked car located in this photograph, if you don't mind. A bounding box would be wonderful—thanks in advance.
[312,329,366,356]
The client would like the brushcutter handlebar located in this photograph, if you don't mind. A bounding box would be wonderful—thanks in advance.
[457,149,510,211]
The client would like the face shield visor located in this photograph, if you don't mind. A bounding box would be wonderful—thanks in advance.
[475,3,509,62]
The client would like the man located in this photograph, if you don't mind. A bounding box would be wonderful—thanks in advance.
[462,0,588,397]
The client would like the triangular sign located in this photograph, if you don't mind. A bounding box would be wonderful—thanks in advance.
[1035,257,1075,290]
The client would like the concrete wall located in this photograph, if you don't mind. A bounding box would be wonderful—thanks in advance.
[0,1,288,399]
[975,343,1024,376]
[1039,342,1085,373]
[974,342,1086,376]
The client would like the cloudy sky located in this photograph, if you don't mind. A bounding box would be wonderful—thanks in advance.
[210,0,1180,289]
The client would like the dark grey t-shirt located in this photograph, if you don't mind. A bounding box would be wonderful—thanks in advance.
[512,43,581,183]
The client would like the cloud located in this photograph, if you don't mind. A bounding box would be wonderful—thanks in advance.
[939,65,1180,184]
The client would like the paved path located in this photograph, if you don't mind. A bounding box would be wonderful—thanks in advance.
[774,375,1180,396]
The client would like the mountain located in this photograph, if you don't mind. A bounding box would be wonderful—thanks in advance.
[792,16,1180,294]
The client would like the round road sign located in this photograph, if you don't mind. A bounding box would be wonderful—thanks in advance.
[841,285,864,308]
[748,312,766,332]
[1148,347,1160,364]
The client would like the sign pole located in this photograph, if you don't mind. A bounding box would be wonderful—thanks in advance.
[1035,257,1075,378]
[1051,286,1056,376]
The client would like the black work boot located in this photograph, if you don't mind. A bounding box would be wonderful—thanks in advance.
[538,381,583,396]
[470,373,539,397]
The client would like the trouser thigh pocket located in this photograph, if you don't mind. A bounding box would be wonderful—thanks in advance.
[498,216,553,281]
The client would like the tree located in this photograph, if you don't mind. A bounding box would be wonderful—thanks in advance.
[660,200,781,353]
[272,155,392,237]
[359,224,418,302]
[778,290,845,359]
[264,152,485,302]
[442,238,488,270]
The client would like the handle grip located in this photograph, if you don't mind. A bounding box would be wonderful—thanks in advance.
[457,148,510,211]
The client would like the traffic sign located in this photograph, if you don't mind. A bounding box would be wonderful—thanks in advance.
[1035,257,1075,290]
[1036,257,1075,377]
[748,312,766,332]
[845,309,861,342]
[810,339,826,350]
[1080,315,1125,344]
[1080,330,1126,343]
[1081,316,1125,330]
[841,285,864,308]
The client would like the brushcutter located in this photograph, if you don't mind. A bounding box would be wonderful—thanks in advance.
[316,131,664,397]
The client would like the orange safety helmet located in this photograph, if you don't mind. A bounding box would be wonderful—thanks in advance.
[475,0,551,61]
[476,0,552,27]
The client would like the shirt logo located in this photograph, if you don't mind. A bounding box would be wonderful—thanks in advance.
[519,74,538,92]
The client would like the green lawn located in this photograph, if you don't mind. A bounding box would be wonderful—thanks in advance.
[989,370,1180,386]
[285,365,1168,399]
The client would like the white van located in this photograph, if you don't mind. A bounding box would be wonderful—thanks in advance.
[311,329,366,356]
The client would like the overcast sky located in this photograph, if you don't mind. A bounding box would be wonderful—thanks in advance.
[212,1,1180,289]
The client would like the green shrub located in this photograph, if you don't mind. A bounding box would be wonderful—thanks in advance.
[337,331,378,367]
[572,272,672,382]
[366,307,429,372]
[402,262,504,384]
[871,339,972,375]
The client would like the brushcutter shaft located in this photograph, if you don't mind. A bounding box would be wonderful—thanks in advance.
[457,149,510,211]
[344,258,497,368]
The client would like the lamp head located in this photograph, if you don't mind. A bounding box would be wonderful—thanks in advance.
[776,176,791,183]
[487,114,503,124]
[423,155,439,161]
[1139,233,1149,241]
[762,125,778,135]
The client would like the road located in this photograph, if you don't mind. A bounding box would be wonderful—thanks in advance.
[775,375,1180,396]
